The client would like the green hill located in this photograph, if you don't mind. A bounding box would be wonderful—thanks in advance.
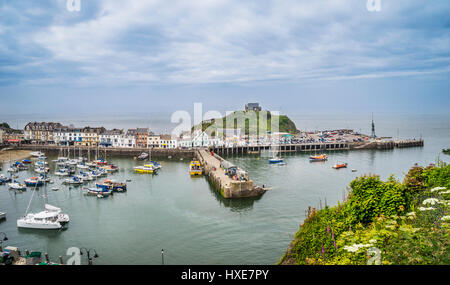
[193,110,298,137]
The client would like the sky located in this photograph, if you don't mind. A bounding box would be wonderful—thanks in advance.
[0,0,449,118]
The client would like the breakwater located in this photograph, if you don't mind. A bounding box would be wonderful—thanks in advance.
[195,149,267,199]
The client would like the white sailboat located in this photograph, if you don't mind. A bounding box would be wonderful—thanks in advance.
[17,180,69,230]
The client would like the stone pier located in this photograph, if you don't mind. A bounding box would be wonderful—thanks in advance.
[195,149,267,199]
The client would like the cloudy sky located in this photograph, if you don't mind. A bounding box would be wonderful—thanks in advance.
[0,0,449,116]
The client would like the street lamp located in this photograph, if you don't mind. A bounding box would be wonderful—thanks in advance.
[0,232,8,252]
[79,247,99,265]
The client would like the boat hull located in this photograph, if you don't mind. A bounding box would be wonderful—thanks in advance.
[17,219,62,229]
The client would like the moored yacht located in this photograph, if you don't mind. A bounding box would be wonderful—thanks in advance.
[17,204,69,230]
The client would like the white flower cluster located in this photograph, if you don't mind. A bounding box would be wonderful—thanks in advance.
[441,216,450,221]
[440,190,450,195]
[343,243,374,253]
[431,187,446,193]
[422,198,440,205]
[418,207,436,211]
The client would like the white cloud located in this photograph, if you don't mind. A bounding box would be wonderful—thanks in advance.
[1,0,447,86]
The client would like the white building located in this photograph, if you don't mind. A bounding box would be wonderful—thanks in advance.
[191,131,221,147]
[0,128,3,144]
[159,134,178,149]
[99,129,123,147]
[118,133,136,148]
[148,134,161,148]
[54,128,83,146]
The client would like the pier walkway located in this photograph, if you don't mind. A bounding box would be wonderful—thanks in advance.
[196,149,266,199]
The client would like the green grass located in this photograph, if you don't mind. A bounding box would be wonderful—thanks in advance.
[193,110,298,136]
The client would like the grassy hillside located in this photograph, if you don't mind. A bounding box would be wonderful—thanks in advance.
[279,161,450,265]
[193,110,298,136]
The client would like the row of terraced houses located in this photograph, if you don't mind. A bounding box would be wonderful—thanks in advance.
[19,122,241,149]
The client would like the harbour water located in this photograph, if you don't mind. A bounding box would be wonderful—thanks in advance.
[0,113,449,264]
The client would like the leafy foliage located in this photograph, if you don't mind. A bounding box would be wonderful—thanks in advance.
[279,162,450,265]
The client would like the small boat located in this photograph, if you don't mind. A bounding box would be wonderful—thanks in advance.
[269,158,284,164]
[189,160,203,176]
[14,161,28,170]
[94,158,108,165]
[52,187,59,191]
[83,187,112,196]
[332,163,348,169]
[62,176,83,185]
[8,182,27,191]
[30,151,45,158]
[54,169,70,176]
[34,167,50,174]
[0,175,12,184]
[309,154,328,161]
[77,163,89,170]
[7,167,18,173]
[99,164,119,173]
[149,161,161,170]
[22,159,32,164]
[0,212,5,220]
[352,169,357,172]
[96,179,127,192]
[134,165,157,174]
[76,172,93,181]
[24,177,44,187]
[137,152,149,160]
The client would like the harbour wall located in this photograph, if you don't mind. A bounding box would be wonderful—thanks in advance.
[14,139,424,158]
[195,149,266,199]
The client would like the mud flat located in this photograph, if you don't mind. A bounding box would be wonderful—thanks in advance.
[0,149,32,163]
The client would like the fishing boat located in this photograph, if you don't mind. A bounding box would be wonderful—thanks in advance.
[332,163,348,169]
[0,175,12,184]
[34,157,48,165]
[309,154,328,161]
[134,165,157,174]
[77,163,89,170]
[8,182,27,191]
[96,179,127,192]
[17,204,69,230]
[38,174,51,183]
[189,160,202,176]
[22,159,32,164]
[94,158,108,165]
[13,161,28,170]
[99,164,119,173]
[34,167,50,174]
[82,187,113,197]
[24,177,44,187]
[62,176,83,185]
[54,168,70,176]
[76,171,94,182]
[269,158,284,164]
